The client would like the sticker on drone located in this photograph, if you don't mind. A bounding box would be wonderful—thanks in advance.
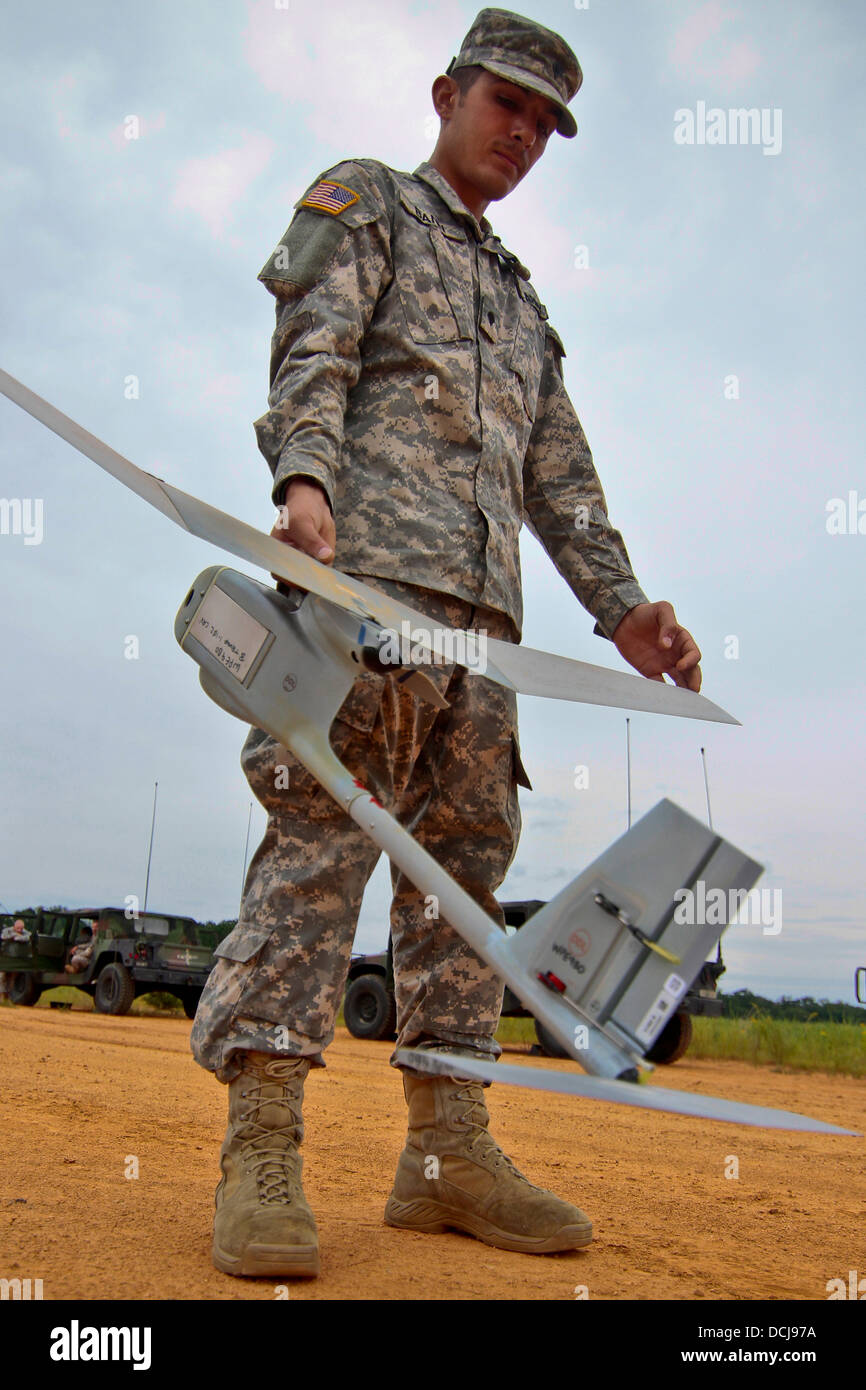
[635,974,688,1044]
[192,585,270,683]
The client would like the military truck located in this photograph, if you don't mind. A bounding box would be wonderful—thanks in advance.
[343,899,725,1065]
[0,906,230,1016]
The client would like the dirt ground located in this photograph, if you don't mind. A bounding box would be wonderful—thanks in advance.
[1,1004,863,1301]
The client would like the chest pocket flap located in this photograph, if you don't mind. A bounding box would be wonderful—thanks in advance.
[395,193,473,343]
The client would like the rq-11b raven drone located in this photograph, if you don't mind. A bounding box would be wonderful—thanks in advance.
[0,367,856,1137]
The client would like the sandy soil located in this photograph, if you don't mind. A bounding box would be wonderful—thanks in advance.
[1,1003,863,1301]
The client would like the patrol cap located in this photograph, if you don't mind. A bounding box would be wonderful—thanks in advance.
[447,7,582,138]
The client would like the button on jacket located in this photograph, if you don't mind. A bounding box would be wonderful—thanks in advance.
[254,158,648,640]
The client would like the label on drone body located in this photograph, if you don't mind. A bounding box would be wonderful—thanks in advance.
[193,584,270,682]
[635,974,688,1044]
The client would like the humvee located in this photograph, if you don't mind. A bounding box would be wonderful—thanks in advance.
[0,907,231,1016]
[343,899,725,1065]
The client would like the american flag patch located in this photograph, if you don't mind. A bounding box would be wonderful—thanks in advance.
[300,180,360,216]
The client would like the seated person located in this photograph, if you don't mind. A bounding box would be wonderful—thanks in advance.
[64,926,95,975]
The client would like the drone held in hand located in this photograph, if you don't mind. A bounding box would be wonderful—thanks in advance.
[0,367,856,1138]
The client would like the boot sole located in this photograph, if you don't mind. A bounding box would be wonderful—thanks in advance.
[212,1240,320,1278]
[383,1197,592,1254]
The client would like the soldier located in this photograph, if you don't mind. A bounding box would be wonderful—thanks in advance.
[64,925,94,975]
[0,919,31,999]
[1,919,30,943]
[191,7,702,1278]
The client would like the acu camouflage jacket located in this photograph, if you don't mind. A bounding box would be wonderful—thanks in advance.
[254,158,648,640]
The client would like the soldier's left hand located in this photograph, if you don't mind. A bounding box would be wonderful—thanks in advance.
[611,602,702,691]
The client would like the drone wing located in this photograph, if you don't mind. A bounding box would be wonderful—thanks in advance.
[483,638,736,723]
[0,367,736,725]
[395,1050,860,1136]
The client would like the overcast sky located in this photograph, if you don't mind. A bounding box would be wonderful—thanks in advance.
[1,0,863,1003]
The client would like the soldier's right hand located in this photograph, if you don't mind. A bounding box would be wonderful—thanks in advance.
[270,478,336,564]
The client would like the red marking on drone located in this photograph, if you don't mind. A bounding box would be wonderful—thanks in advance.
[538,970,566,994]
[353,778,382,807]
[569,929,591,957]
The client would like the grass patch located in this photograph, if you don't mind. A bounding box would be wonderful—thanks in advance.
[690,1015,866,1077]
[133,992,186,1016]
[495,1013,866,1077]
[35,986,91,1010]
[495,1016,539,1046]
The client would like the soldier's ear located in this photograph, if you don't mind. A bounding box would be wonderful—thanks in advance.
[431,74,459,122]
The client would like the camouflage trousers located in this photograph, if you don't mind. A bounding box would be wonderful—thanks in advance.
[190,578,530,1084]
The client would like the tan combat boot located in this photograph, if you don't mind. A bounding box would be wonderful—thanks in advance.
[384,1070,593,1254]
[212,1052,319,1278]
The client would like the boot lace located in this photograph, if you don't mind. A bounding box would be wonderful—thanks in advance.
[450,1081,531,1182]
[238,1061,305,1204]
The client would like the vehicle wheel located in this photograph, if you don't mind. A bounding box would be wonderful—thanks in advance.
[343,974,396,1040]
[94,963,135,1015]
[645,1010,693,1065]
[8,973,41,1007]
[534,1019,570,1059]
[181,990,202,1020]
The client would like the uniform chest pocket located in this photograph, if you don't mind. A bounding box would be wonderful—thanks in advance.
[395,198,473,344]
[508,288,548,421]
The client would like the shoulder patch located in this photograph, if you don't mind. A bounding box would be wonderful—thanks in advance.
[258,211,350,294]
[299,179,361,217]
[259,160,393,296]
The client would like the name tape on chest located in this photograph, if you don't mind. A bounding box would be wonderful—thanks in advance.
[300,180,361,217]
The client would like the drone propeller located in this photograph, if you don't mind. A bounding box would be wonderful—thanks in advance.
[0,367,736,725]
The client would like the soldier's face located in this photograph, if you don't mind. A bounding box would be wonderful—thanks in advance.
[433,70,559,213]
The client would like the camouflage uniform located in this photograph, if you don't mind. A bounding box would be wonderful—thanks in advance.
[0,923,30,997]
[254,157,646,640]
[67,941,94,973]
[1,926,28,943]
[191,151,647,1084]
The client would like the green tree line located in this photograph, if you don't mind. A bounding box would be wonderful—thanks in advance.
[719,989,866,1024]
